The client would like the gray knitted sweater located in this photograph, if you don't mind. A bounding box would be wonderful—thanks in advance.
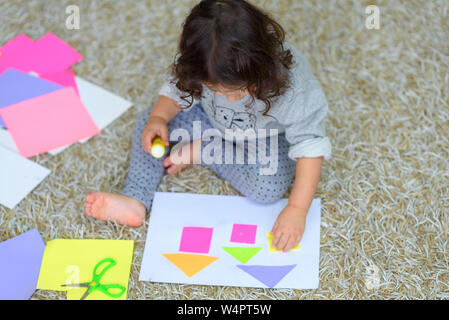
[158,42,332,161]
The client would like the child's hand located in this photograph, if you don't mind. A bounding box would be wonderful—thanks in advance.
[270,204,307,252]
[141,115,169,154]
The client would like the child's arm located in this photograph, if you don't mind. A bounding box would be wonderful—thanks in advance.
[267,46,331,252]
[141,95,182,153]
[270,156,323,252]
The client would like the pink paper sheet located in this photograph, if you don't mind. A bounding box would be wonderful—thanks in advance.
[0,33,82,75]
[230,223,258,244]
[40,70,79,94]
[0,87,100,158]
[0,34,35,74]
[31,33,82,74]
[0,34,33,54]
[179,227,214,254]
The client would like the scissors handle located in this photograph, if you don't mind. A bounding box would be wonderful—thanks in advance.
[92,258,116,282]
[96,284,127,298]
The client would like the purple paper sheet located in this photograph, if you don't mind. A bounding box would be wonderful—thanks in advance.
[0,69,62,128]
[0,228,46,300]
[237,264,297,288]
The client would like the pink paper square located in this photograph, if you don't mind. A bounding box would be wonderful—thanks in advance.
[40,70,79,94]
[0,33,82,76]
[31,33,82,75]
[0,34,33,55]
[0,34,35,74]
[230,224,258,244]
[179,227,214,254]
[0,87,100,158]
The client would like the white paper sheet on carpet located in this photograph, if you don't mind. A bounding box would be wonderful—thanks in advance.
[0,146,50,209]
[139,192,321,289]
[76,76,133,137]
[0,128,17,153]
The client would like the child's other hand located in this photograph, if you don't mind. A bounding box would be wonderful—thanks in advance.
[270,204,307,252]
[141,115,169,154]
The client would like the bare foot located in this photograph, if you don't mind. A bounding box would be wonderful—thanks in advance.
[85,192,146,227]
[163,156,192,175]
[163,140,202,175]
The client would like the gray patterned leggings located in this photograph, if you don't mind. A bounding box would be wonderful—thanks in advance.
[120,103,297,211]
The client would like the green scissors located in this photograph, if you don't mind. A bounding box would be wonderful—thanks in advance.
[61,258,126,300]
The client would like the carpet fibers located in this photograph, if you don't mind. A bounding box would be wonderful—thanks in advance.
[0,0,448,299]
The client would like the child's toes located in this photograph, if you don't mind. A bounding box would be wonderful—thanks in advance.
[163,157,173,168]
[85,204,92,216]
[85,193,94,203]
[86,192,102,204]
[166,165,176,175]
[91,194,106,217]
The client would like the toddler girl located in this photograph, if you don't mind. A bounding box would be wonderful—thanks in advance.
[85,0,331,252]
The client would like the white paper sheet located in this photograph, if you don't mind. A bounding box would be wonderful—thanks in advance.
[0,128,17,153]
[0,146,50,209]
[139,192,321,289]
[47,145,69,156]
[75,76,133,137]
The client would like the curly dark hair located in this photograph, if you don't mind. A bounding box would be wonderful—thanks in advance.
[170,0,293,115]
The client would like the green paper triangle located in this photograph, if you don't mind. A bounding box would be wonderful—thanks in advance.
[221,247,262,264]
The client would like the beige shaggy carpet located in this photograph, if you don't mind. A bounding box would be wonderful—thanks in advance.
[0,0,448,300]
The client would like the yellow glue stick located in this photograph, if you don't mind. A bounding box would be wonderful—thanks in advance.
[151,137,166,158]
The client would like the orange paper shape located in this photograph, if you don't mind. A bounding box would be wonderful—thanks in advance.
[162,253,218,278]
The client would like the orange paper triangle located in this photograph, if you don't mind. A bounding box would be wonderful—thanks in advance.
[162,253,219,278]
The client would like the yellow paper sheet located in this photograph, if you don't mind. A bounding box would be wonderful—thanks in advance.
[266,231,300,252]
[36,239,134,300]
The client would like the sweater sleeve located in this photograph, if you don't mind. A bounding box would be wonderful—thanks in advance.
[158,75,200,110]
[272,46,332,161]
